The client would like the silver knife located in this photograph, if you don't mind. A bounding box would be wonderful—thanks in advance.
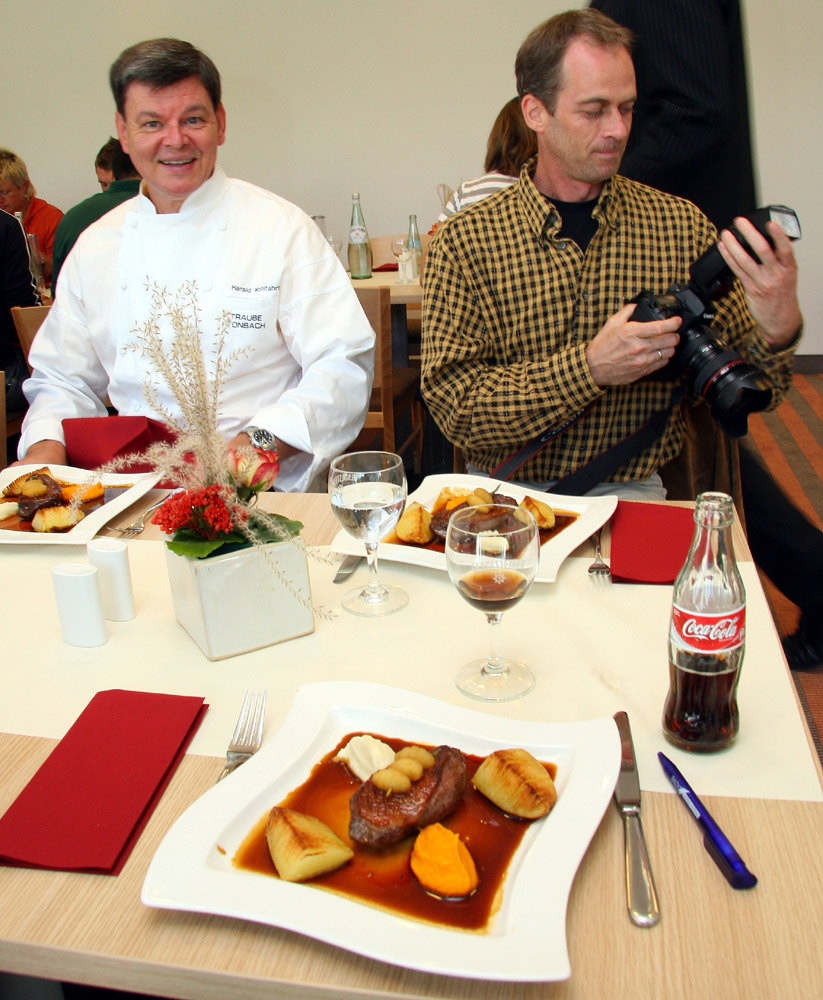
[613,711,660,927]
[333,553,363,583]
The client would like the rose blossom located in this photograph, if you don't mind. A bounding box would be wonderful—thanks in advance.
[228,446,280,494]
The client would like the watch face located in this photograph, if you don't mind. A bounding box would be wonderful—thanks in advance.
[251,428,276,451]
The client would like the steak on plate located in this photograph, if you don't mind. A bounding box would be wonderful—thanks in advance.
[348,745,467,848]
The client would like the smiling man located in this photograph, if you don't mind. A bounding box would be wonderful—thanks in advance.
[421,9,801,497]
[17,38,374,490]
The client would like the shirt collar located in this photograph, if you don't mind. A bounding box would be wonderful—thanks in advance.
[516,158,622,238]
[136,165,229,217]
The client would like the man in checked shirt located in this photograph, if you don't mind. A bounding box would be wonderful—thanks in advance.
[421,8,802,498]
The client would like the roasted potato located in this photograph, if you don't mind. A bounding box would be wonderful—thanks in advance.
[265,807,353,882]
[519,495,556,530]
[31,506,85,533]
[2,468,51,497]
[471,748,557,819]
[396,501,434,544]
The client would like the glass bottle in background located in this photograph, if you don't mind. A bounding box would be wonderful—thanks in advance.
[347,193,372,278]
[14,211,46,301]
[663,492,746,752]
[407,214,422,278]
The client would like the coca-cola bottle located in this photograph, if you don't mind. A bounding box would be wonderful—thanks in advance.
[663,492,746,752]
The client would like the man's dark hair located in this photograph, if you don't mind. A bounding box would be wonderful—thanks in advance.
[110,142,140,181]
[109,38,222,115]
[515,9,634,113]
[95,136,119,171]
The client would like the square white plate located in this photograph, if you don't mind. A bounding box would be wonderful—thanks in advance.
[0,464,159,544]
[142,681,620,982]
[330,473,618,582]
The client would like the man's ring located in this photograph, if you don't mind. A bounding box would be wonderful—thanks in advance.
[657,349,663,361]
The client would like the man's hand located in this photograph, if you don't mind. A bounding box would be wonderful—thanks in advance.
[586,303,682,387]
[717,217,802,349]
[9,439,67,469]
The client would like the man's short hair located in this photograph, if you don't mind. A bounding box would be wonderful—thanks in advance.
[515,9,634,113]
[110,142,140,181]
[95,136,119,171]
[109,38,222,115]
[0,147,31,189]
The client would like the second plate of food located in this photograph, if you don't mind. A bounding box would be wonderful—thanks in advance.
[329,473,617,582]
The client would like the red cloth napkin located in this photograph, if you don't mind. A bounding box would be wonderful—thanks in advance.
[0,689,207,874]
[371,263,398,271]
[63,416,177,473]
[609,500,695,584]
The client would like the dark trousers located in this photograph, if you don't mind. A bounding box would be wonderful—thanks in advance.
[740,441,823,617]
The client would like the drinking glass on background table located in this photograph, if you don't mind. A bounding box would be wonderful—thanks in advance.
[390,236,413,283]
[329,451,409,617]
[446,505,540,702]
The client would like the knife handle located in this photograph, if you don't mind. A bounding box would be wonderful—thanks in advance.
[622,809,660,927]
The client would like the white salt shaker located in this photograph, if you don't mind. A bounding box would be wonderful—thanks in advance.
[87,537,136,621]
[52,563,108,647]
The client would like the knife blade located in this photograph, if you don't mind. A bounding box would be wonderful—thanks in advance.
[333,554,363,583]
[613,711,660,927]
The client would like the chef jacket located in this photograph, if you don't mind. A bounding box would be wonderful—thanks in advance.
[20,167,375,491]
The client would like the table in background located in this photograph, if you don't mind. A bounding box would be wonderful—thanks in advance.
[1,493,822,1000]
[351,272,421,366]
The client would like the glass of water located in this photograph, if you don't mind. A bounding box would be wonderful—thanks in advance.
[329,451,408,616]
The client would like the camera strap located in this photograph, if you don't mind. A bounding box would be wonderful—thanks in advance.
[490,387,683,495]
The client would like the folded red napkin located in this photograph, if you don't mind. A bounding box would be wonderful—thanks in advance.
[0,689,207,874]
[609,500,696,584]
[371,263,398,271]
[63,416,176,473]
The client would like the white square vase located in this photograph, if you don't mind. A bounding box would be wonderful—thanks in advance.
[164,540,314,660]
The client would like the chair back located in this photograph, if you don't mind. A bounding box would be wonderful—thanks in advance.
[353,286,395,451]
[2,373,26,470]
[11,304,51,371]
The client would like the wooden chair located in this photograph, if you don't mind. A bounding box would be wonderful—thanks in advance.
[11,304,51,371]
[2,373,26,470]
[351,286,425,473]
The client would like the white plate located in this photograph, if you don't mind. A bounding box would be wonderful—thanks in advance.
[0,464,160,544]
[142,681,620,982]
[330,473,618,582]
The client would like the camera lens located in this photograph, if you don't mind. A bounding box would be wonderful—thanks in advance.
[676,327,772,438]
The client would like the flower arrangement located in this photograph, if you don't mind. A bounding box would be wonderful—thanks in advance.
[113,281,303,562]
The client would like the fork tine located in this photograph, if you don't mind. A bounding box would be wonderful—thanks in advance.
[231,690,252,744]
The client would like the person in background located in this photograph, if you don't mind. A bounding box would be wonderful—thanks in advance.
[591,0,823,668]
[51,141,141,294]
[433,97,537,231]
[0,148,63,284]
[94,136,119,191]
[422,9,801,500]
[15,37,374,492]
[1,211,38,413]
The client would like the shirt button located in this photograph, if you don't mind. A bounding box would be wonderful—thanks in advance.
[217,221,227,231]
[557,240,566,249]
[129,218,138,228]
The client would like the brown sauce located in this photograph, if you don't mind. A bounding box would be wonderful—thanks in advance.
[385,511,579,553]
[232,734,557,932]
[0,484,133,533]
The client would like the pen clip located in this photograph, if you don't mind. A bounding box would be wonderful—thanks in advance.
[702,830,758,890]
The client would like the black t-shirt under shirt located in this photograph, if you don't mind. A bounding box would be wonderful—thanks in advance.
[544,195,599,253]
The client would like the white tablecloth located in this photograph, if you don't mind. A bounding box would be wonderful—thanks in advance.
[1,540,818,802]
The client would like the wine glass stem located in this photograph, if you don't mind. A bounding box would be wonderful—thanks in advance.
[485,612,506,674]
[364,542,384,598]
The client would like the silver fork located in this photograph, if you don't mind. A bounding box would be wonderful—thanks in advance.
[217,689,267,781]
[114,495,173,537]
[587,528,611,577]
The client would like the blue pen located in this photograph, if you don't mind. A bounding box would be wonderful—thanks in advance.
[657,752,757,890]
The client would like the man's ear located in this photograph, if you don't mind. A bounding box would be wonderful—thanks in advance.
[115,111,129,154]
[521,94,549,134]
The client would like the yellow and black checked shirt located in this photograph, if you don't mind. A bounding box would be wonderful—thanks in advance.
[421,163,796,483]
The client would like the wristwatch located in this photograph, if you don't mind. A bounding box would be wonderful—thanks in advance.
[245,426,279,456]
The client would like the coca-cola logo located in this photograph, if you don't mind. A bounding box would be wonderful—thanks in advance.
[672,606,745,652]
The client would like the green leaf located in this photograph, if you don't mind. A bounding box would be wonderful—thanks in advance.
[165,528,246,559]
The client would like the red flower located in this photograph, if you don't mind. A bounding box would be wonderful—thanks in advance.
[152,484,238,540]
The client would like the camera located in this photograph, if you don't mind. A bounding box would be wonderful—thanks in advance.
[632,205,801,438]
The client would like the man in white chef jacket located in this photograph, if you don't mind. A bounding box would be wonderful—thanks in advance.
[16,38,375,491]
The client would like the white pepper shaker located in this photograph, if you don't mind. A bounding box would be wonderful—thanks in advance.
[52,563,108,647]
[87,537,136,621]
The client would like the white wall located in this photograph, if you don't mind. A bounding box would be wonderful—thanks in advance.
[3,0,819,353]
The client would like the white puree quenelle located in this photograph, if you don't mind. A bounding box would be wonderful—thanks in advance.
[335,734,395,782]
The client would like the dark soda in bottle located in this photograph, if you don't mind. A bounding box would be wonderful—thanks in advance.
[663,492,745,752]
